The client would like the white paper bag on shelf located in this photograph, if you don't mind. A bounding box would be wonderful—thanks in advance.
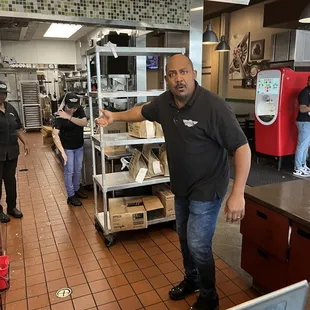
[128,121,155,138]
[126,149,149,183]
[159,144,169,176]
[142,144,164,178]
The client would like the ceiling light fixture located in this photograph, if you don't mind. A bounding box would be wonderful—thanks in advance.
[215,35,231,52]
[206,0,250,4]
[299,3,310,23]
[44,23,82,38]
[203,24,219,45]
[191,6,203,11]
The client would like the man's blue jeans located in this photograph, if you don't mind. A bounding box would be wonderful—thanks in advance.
[175,196,223,300]
[295,122,310,169]
[64,147,84,197]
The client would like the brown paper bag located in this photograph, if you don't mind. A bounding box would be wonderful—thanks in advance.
[155,122,164,138]
[159,144,169,176]
[142,144,164,178]
[128,149,149,182]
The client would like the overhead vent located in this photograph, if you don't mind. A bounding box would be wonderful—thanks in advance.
[271,30,310,71]
[0,19,28,28]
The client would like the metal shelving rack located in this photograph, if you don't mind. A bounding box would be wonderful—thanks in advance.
[20,81,42,132]
[86,46,185,246]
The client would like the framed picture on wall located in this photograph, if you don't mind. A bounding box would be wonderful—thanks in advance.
[250,39,265,61]
[229,33,250,80]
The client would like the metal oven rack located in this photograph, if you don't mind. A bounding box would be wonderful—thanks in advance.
[86,46,185,246]
[20,81,42,132]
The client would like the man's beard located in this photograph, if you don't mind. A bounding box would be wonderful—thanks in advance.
[175,93,188,102]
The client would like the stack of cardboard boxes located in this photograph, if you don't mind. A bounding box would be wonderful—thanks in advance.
[109,184,175,232]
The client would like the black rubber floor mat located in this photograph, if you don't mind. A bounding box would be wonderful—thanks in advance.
[229,160,299,187]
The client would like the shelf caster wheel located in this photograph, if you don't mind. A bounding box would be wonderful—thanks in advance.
[94,222,103,233]
[23,130,26,133]
[104,235,116,248]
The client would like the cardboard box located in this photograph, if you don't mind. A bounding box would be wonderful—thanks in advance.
[142,196,164,212]
[41,126,54,144]
[152,185,175,217]
[105,145,127,154]
[128,121,155,138]
[41,125,53,137]
[43,135,54,145]
[104,122,127,134]
[109,197,147,232]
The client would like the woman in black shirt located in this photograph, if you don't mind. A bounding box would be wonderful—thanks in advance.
[52,93,88,206]
[0,81,29,223]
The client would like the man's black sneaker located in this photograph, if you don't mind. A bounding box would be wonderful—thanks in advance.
[189,295,219,310]
[0,211,10,223]
[75,188,88,199]
[67,195,82,206]
[169,278,199,300]
[8,208,23,219]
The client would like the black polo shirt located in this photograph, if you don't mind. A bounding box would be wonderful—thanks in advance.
[297,87,310,122]
[0,102,22,161]
[142,82,248,201]
[53,107,86,150]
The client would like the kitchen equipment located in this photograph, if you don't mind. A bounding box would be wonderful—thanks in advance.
[255,68,310,169]
[20,81,42,131]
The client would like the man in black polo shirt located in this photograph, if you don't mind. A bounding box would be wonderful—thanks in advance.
[97,54,251,310]
[294,76,310,177]
[52,93,88,206]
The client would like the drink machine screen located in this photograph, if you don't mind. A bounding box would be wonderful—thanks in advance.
[257,78,280,96]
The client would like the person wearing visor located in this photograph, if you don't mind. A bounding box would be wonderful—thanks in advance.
[52,92,88,206]
[0,81,29,223]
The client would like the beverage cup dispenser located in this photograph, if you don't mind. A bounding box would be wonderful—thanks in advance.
[255,68,310,170]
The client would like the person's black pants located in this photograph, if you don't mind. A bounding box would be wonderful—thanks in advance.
[0,157,18,212]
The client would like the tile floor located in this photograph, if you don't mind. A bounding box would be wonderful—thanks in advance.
[1,133,260,310]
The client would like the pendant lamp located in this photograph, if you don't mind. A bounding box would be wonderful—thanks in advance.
[203,24,219,45]
[215,36,231,52]
[299,3,310,23]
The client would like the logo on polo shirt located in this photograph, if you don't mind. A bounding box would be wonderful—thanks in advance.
[183,119,198,127]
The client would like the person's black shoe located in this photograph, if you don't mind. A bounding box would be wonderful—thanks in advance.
[67,195,82,206]
[8,208,23,219]
[0,211,10,223]
[75,188,88,199]
[189,295,219,310]
[169,278,199,300]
